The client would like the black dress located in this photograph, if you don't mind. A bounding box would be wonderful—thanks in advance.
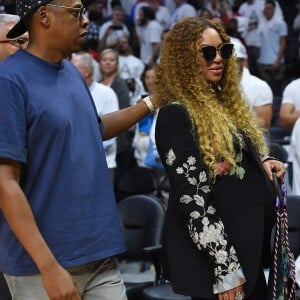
[155,103,276,299]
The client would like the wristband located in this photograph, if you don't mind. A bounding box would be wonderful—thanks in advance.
[261,156,280,163]
[142,96,155,113]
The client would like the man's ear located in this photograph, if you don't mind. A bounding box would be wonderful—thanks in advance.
[37,6,51,28]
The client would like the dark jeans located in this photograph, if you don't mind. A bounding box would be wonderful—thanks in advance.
[257,63,285,96]
[246,46,260,77]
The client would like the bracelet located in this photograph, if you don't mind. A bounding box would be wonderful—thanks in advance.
[261,156,280,163]
[142,96,155,113]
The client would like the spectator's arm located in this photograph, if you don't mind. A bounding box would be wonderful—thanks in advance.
[97,26,114,52]
[279,103,300,129]
[293,14,300,31]
[150,42,162,64]
[254,103,272,130]
[273,36,286,69]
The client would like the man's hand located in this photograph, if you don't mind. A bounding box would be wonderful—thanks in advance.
[41,264,81,300]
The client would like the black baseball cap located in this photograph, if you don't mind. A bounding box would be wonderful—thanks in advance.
[6,0,52,38]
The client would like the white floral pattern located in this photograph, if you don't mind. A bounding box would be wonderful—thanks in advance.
[166,149,176,166]
[165,148,245,293]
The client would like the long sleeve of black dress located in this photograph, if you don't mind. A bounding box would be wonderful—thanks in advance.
[155,103,246,294]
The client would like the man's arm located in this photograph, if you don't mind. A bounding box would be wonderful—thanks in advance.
[273,35,286,70]
[101,99,154,140]
[150,42,162,64]
[279,103,300,129]
[254,103,272,130]
[0,158,80,300]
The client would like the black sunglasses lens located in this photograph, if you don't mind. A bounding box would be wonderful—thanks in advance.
[201,46,216,61]
[80,8,86,19]
[220,44,233,59]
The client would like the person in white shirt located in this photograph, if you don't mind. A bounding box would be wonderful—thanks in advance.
[204,0,232,23]
[138,6,163,64]
[239,0,284,78]
[238,0,264,76]
[117,36,146,105]
[232,37,273,130]
[75,50,102,82]
[71,53,119,180]
[99,5,130,50]
[289,118,300,195]
[169,0,196,28]
[279,78,300,129]
[147,0,171,29]
[117,36,145,79]
[133,0,171,32]
[257,0,287,97]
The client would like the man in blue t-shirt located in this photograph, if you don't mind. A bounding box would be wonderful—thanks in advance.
[0,0,160,298]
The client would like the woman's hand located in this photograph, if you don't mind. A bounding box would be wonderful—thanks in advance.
[218,285,245,300]
[214,160,232,176]
[262,158,286,183]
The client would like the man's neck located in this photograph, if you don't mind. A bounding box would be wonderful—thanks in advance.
[26,44,65,64]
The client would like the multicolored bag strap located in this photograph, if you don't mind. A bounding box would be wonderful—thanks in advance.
[271,172,296,300]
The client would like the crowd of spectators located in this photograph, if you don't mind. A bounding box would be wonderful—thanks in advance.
[1,0,300,192]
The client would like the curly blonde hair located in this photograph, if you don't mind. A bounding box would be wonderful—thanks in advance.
[154,17,268,176]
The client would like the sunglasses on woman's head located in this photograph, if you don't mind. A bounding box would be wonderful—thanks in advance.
[200,43,234,61]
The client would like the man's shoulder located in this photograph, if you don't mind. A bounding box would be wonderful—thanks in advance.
[238,2,248,13]
[241,69,272,99]
[148,19,163,29]
[91,82,119,111]
[126,54,144,65]
[94,82,116,96]
[0,52,30,85]
[0,51,24,72]
[178,3,196,15]
[284,78,300,92]
[249,73,271,89]
[158,5,170,14]
[275,18,288,31]
[101,20,113,27]
[146,20,163,37]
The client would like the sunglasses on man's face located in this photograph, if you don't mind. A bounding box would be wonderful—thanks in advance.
[46,4,87,21]
[200,43,234,61]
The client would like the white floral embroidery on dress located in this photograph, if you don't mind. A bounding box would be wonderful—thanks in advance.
[166,148,176,166]
[166,149,243,288]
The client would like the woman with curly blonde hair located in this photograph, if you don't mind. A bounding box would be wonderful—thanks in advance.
[153,17,286,300]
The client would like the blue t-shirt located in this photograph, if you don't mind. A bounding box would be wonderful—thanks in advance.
[0,50,126,275]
